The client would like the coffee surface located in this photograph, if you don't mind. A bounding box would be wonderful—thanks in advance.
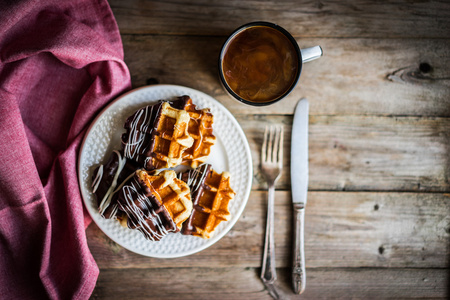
[222,26,299,103]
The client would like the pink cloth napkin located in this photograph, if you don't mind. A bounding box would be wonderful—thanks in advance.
[0,0,131,299]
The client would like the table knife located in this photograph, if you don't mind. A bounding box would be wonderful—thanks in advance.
[291,98,309,294]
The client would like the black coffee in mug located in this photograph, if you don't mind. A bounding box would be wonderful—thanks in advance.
[221,25,299,103]
[219,22,322,106]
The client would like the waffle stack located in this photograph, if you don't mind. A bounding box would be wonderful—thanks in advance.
[91,95,235,241]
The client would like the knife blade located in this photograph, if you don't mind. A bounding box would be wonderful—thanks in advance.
[290,98,309,294]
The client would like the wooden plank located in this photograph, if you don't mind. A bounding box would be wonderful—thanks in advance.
[91,267,448,299]
[86,192,450,269]
[122,35,450,116]
[246,115,450,191]
[109,0,450,39]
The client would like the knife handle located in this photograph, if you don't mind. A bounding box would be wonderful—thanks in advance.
[292,203,306,294]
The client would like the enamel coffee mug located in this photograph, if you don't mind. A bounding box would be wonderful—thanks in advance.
[219,21,322,106]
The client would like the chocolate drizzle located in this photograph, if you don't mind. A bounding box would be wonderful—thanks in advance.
[91,150,138,219]
[121,97,192,170]
[122,102,163,169]
[178,163,212,235]
[169,95,190,110]
[117,172,178,241]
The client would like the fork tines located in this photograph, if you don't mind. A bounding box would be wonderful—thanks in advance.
[262,125,284,165]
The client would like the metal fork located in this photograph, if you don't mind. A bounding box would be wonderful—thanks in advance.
[260,125,284,299]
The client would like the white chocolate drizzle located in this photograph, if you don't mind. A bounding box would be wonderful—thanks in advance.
[91,164,103,193]
[98,150,127,218]
[119,176,174,241]
[181,163,210,194]
[123,103,162,162]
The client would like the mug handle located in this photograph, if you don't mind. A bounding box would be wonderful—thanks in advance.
[301,46,323,63]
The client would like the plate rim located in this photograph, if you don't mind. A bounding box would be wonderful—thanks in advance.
[77,84,253,258]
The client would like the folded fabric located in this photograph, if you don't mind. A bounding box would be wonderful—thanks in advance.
[0,0,131,299]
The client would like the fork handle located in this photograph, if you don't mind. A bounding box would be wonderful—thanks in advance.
[292,203,306,294]
[261,184,277,286]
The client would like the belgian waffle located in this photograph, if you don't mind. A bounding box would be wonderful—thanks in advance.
[179,164,235,239]
[117,170,178,241]
[122,101,194,170]
[177,96,216,168]
[136,169,193,229]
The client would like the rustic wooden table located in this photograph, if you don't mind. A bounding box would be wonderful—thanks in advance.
[87,1,450,299]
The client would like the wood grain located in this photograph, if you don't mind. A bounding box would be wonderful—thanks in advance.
[89,1,450,298]
[87,192,450,269]
[243,115,450,192]
[91,267,448,299]
[109,0,450,39]
[122,35,450,116]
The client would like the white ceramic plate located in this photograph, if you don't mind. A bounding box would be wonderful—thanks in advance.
[78,84,253,258]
